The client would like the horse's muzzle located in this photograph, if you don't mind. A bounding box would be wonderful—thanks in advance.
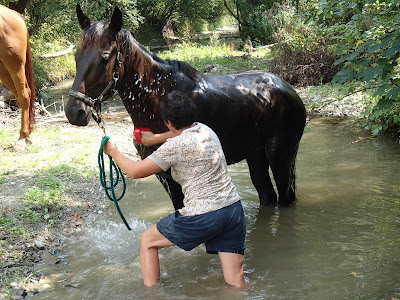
[65,98,91,126]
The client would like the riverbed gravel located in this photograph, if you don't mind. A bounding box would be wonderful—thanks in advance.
[297,87,368,118]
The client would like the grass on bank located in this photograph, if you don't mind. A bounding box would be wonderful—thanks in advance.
[0,123,101,293]
[158,41,272,74]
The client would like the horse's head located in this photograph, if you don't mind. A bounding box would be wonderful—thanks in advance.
[65,4,123,126]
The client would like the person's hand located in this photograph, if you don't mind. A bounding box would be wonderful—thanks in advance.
[140,131,157,147]
[103,138,118,157]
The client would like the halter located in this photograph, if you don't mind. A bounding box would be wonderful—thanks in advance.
[68,43,122,132]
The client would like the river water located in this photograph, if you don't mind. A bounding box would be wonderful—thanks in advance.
[32,117,399,299]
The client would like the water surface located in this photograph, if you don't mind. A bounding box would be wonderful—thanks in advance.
[33,118,400,299]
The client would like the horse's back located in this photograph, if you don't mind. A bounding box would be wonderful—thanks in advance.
[192,71,305,129]
[0,5,27,60]
[195,71,301,107]
[188,71,306,163]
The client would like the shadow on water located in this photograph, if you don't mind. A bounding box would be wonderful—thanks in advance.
[32,117,400,299]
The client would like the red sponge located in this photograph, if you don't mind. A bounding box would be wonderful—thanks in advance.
[134,128,152,144]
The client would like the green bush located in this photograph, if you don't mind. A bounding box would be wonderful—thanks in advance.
[31,38,76,88]
[268,3,339,86]
[240,11,274,45]
[311,0,400,135]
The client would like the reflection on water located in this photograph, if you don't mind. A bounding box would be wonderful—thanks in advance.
[33,118,400,299]
[44,79,126,114]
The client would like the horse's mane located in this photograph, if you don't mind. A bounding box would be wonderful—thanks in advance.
[79,22,108,49]
[80,22,199,80]
[118,28,199,80]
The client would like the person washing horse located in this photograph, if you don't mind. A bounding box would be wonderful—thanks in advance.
[103,91,246,288]
[67,5,306,211]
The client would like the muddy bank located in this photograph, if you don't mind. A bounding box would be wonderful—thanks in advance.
[0,111,138,299]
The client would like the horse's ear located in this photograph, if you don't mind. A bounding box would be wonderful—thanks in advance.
[77,4,91,30]
[109,6,123,36]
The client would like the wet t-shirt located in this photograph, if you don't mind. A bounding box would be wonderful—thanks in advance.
[148,123,240,216]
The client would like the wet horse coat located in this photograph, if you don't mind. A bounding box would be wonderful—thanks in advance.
[66,5,306,210]
[0,5,35,150]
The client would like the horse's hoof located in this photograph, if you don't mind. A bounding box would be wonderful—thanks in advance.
[278,200,295,207]
[259,196,278,206]
[13,139,31,151]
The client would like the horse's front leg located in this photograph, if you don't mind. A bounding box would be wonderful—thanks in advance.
[134,140,184,210]
[156,172,184,210]
[246,147,277,205]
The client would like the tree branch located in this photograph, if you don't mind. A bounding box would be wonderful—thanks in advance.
[41,44,74,59]
[223,0,241,25]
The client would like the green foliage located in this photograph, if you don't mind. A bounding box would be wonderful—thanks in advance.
[23,185,64,208]
[240,10,274,45]
[268,2,339,86]
[0,176,8,184]
[362,95,400,135]
[20,168,66,226]
[79,0,142,31]
[311,0,400,134]
[272,3,320,51]
[159,41,271,74]
[23,0,81,44]
[177,0,224,33]
[0,210,31,238]
[223,0,278,44]
[0,213,14,230]
[137,0,224,37]
[30,41,76,88]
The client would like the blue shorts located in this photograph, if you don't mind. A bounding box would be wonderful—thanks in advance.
[156,201,246,255]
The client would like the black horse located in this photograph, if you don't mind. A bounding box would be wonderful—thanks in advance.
[66,5,307,210]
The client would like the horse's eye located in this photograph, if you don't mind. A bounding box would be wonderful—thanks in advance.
[102,51,111,62]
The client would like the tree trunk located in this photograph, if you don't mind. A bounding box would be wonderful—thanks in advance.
[9,0,30,14]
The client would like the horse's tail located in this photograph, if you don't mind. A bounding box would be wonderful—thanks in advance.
[25,32,36,126]
[290,152,297,197]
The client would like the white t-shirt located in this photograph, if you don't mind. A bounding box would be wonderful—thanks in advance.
[148,122,240,216]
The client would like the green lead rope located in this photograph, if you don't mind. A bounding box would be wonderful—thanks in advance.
[98,136,131,231]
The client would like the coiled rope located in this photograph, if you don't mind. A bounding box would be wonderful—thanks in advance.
[98,136,131,230]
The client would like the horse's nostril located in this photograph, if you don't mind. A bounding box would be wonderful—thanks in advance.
[65,104,89,126]
[76,108,87,124]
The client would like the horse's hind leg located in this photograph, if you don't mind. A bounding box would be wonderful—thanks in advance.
[0,63,18,96]
[8,64,31,150]
[0,66,28,150]
[13,68,31,138]
[267,145,298,206]
[1,61,31,141]
[246,147,277,205]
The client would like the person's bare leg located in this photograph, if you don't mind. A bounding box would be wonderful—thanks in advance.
[140,225,174,286]
[218,252,245,288]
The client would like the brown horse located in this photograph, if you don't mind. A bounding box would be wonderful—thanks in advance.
[66,5,306,210]
[0,4,36,150]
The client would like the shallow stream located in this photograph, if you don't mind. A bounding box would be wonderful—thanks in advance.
[33,118,400,299]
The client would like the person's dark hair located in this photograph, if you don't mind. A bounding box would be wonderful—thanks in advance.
[159,91,196,130]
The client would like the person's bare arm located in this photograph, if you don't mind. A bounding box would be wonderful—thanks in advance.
[103,139,162,178]
[140,131,177,147]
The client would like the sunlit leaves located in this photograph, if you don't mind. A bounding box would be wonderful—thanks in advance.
[313,0,400,134]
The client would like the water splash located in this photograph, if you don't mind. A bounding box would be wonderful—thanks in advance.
[73,218,150,264]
